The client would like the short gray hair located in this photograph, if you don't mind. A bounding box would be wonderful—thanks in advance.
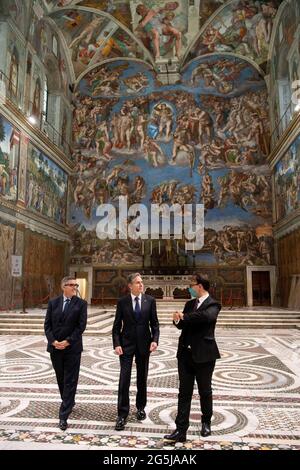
[61,275,76,287]
[127,272,142,284]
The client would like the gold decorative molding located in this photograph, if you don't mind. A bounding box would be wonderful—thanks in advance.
[273,208,300,239]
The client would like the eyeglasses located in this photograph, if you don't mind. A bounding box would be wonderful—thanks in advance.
[64,283,79,288]
[190,283,198,287]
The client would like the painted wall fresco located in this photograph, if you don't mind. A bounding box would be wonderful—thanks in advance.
[50,8,147,76]
[0,114,20,201]
[274,134,300,221]
[188,0,283,66]
[5,0,28,36]
[0,221,14,310]
[269,0,300,141]
[46,0,284,74]
[6,29,26,106]
[26,143,68,225]
[70,55,273,267]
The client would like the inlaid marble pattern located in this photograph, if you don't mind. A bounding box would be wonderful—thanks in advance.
[0,328,300,450]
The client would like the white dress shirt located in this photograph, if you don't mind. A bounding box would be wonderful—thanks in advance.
[196,292,209,309]
[62,295,71,311]
[175,292,209,324]
[131,293,142,311]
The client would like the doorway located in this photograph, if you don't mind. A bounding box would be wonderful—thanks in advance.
[252,271,271,306]
[74,272,89,301]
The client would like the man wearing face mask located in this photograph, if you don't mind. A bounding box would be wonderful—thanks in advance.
[164,273,221,443]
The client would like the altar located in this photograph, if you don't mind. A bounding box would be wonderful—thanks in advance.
[142,274,192,299]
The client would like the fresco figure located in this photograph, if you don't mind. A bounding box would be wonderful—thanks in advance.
[135,2,182,59]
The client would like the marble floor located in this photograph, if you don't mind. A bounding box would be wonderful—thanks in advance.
[0,327,300,450]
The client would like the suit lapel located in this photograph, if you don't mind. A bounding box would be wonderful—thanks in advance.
[58,296,64,314]
[197,296,211,310]
[141,294,147,316]
[126,294,136,322]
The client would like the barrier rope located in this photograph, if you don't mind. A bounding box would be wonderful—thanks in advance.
[0,290,51,312]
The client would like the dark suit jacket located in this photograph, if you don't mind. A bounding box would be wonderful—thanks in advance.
[175,296,221,363]
[44,295,87,354]
[112,294,160,355]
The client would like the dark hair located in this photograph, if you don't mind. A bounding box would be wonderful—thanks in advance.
[61,275,76,287]
[193,273,210,291]
[127,272,142,284]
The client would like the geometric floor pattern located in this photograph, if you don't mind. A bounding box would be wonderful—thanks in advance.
[1,327,300,450]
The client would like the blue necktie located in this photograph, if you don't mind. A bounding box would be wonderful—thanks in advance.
[63,298,71,313]
[134,296,141,321]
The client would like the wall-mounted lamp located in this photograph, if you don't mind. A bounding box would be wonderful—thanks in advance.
[28,115,37,125]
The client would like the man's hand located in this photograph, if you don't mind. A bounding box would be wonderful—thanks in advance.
[173,311,183,321]
[115,346,123,355]
[150,342,158,352]
[53,340,70,350]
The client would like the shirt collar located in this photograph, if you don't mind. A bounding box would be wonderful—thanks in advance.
[63,295,72,302]
[197,292,209,306]
[131,293,142,301]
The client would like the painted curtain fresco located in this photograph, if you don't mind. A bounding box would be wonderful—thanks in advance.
[26,143,68,225]
[24,230,67,306]
[0,114,20,201]
[0,221,14,309]
[70,55,273,267]
[274,134,300,221]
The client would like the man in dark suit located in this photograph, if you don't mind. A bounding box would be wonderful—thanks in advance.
[44,276,87,431]
[164,273,221,442]
[112,273,160,431]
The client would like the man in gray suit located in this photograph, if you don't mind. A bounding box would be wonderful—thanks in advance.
[44,276,87,431]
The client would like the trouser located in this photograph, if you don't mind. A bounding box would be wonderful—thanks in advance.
[117,351,150,418]
[175,349,215,432]
[50,351,81,420]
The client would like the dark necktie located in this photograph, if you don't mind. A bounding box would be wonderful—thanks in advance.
[63,298,71,313]
[134,296,141,321]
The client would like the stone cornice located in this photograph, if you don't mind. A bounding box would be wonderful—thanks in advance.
[0,198,70,242]
[0,101,74,173]
[268,113,300,168]
[273,209,300,239]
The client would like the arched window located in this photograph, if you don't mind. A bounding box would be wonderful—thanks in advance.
[8,47,19,96]
[42,75,48,120]
[32,77,41,118]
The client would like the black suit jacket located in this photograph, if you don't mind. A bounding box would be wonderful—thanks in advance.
[44,295,87,354]
[112,294,160,355]
[175,296,221,363]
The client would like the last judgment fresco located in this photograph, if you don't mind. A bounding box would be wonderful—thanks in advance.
[69,54,273,267]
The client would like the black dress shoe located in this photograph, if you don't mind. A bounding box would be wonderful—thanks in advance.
[164,429,186,442]
[115,417,126,431]
[136,409,146,421]
[59,419,68,431]
[201,422,211,437]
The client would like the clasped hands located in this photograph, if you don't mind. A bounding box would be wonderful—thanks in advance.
[173,311,184,321]
[52,340,70,350]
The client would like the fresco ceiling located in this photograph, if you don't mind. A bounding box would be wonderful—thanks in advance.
[40,0,284,79]
[32,0,284,268]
